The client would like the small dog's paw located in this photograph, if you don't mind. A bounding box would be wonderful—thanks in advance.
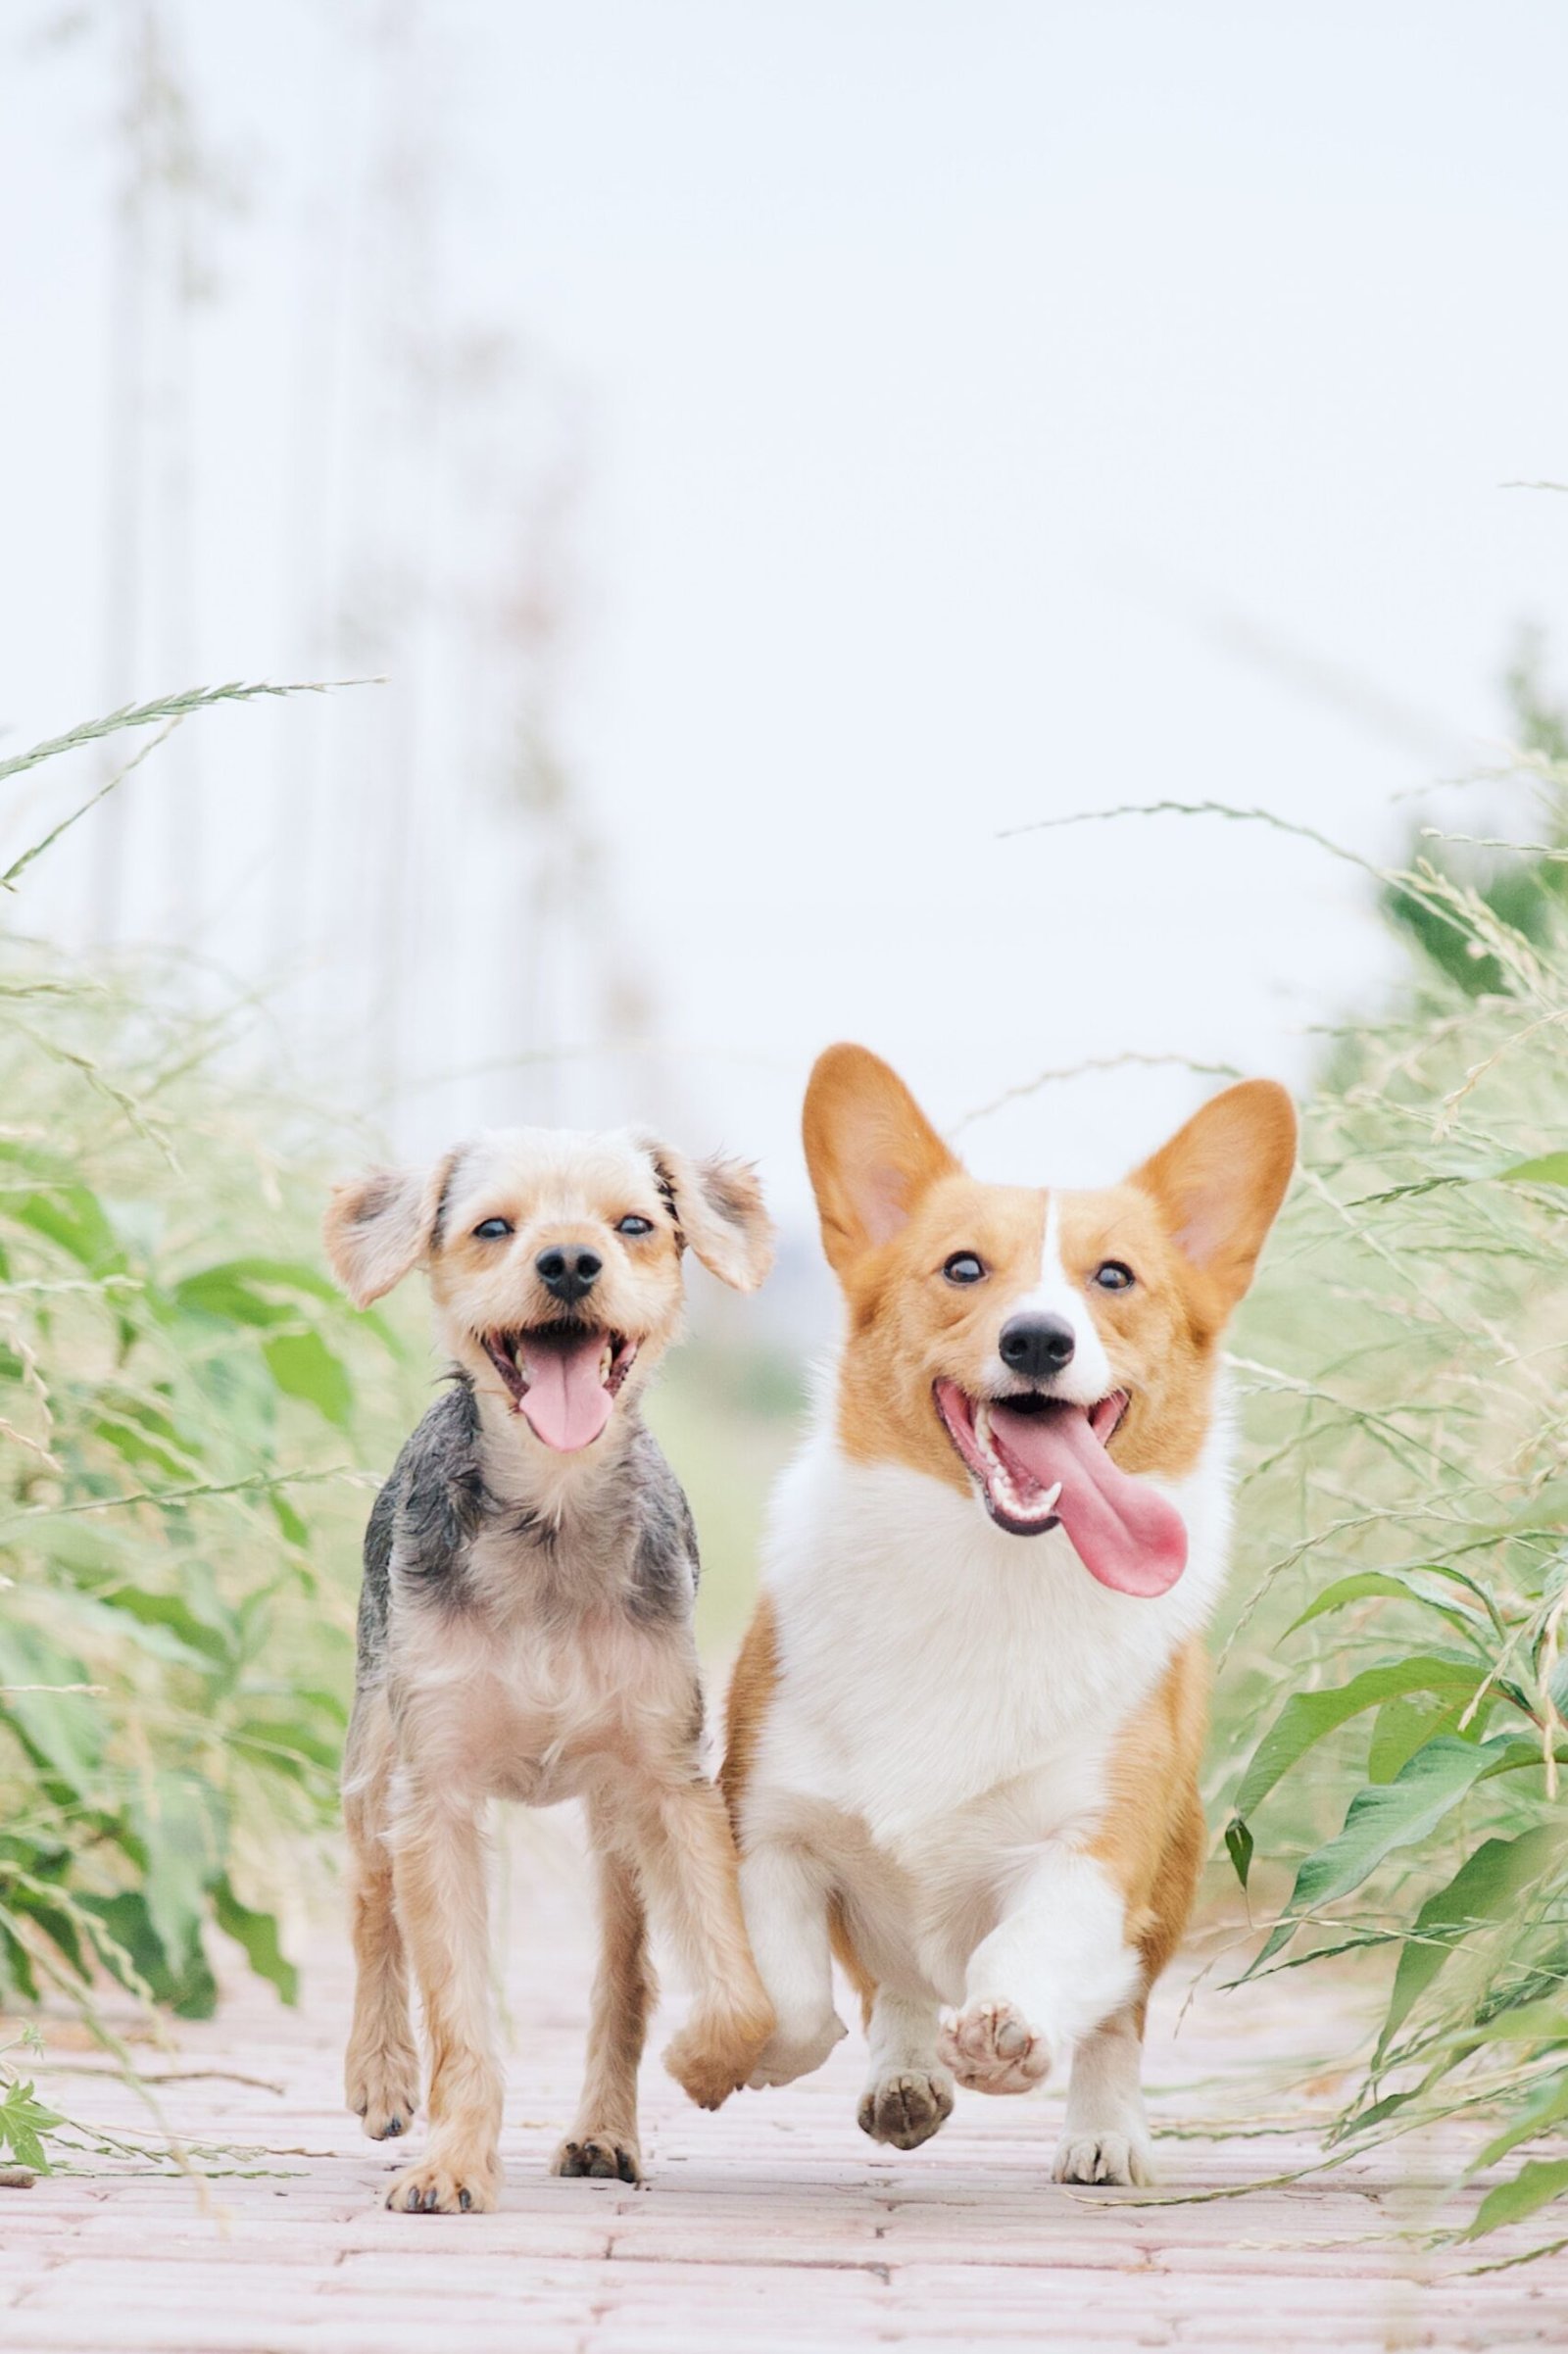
[857,2066,955,2151]
[1053,2130,1153,2187]
[745,2008,847,2090]
[346,2044,420,2141]
[664,1998,776,2110]
[551,2133,641,2184]
[938,1998,1054,2095]
[385,2151,500,2214]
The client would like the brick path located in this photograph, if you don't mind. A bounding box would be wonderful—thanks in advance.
[3,1814,1563,2353]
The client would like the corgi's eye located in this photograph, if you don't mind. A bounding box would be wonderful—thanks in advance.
[1094,1260,1134,1292]
[943,1251,986,1285]
[616,1215,655,1237]
[472,1217,514,1241]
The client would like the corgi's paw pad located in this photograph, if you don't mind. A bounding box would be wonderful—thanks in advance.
[746,2009,847,2089]
[857,2066,955,2150]
[938,1998,1053,2095]
[1053,2129,1153,2187]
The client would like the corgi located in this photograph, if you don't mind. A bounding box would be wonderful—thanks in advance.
[717,1045,1295,2184]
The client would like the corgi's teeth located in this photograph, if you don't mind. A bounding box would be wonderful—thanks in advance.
[599,1342,613,1384]
[974,1402,993,1457]
[1039,1481,1061,1515]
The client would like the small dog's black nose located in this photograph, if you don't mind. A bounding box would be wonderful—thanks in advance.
[999,1313,1075,1380]
[536,1246,602,1304]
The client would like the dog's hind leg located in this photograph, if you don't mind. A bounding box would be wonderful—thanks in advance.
[637,1777,775,2111]
[552,1802,655,2183]
[858,1989,955,2151]
[342,1687,419,2141]
[384,1782,504,2214]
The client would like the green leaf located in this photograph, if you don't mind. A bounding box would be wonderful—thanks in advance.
[1474,2074,1568,2175]
[1234,1655,1484,1818]
[136,1780,217,1980]
[214,1876,298,2006]
[1463,1999,1568,2047]
[0,1625,103,1788]
[1285,1565,1493,1642]
[262,1330,353,1429]
[1224,1816,1254,1888]
[1249,1736,1505,1974]
[1501,1152,1568,1188]
[77,1890,218,2019]
[0,2078,64,2174]
[8,1185,126,1276]
[1464,2158,1568,2241]
[1367,1694,1466,1784]
[1378,1827,1559,2060]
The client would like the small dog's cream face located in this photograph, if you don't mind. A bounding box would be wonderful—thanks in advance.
[325,1126,772,1455]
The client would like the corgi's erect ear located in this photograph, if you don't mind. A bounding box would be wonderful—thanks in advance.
[1129,1079,1297,1322]
[641,1142,775,1293]
[323,1152,460,1309]
[804,1044,959,1277]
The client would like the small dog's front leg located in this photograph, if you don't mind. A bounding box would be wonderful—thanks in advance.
[385,1789,504,2214]
[635,1779,775,2110]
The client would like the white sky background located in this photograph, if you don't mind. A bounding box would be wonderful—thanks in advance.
[2,0,1566,1268]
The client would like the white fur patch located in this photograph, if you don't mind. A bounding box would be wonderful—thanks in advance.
[738,1394,1233,2041]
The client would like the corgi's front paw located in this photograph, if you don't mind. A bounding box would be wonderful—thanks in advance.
[938,1997,1054,2095]
[746,2007,847,2088]
[1053,2127,1153,2187]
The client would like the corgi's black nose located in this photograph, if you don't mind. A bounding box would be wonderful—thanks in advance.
[999,1313,1075,1379]
[536,1246,602,1303]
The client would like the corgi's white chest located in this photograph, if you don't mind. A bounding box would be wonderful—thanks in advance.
[757,1424,1232,1852]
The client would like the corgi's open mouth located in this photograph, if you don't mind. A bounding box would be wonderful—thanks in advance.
[932,1380,1188,1596]
[480,1326,639,1452]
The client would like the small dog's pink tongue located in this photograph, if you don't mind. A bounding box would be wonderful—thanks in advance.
[988,1403,1188,1596]
[517,1333,612,1451]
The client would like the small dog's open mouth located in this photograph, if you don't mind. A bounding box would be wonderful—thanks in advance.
[480,1326,640,1452]
[932,1380,1188,1596]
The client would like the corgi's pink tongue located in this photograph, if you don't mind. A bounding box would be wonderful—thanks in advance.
[987,1402,1189,1596]
[518,1333,612,1451]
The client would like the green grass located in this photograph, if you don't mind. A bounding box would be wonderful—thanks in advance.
[1145,759,1568,2259]
[0,686,426,2171]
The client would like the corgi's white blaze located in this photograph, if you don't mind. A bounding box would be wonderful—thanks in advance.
[738,1389,1234,2086]
[983,1189,1113,1406]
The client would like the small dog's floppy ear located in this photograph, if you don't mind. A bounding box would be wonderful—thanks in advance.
[641,1142,775,1293]
[323,1152,459,1309]
[803,1043,959,1278]
[1128,1079,1297,1323]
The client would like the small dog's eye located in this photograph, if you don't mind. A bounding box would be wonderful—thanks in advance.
[943,1251,986,1285]
[1094,1260,1134,1291]
[472,1217,513,1242]
[616,1215,655,1237]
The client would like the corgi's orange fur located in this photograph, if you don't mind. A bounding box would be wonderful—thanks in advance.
[719,1046,1295,2181]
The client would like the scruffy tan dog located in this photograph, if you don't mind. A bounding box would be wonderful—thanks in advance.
[324,1127,776,2213]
